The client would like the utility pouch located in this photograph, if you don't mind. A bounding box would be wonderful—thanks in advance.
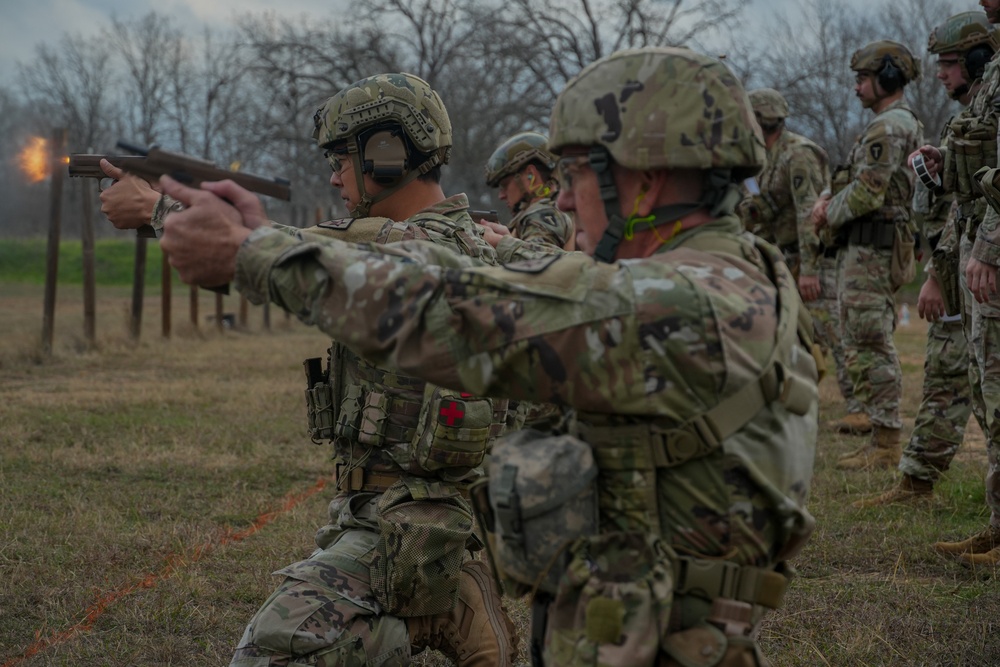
[830,164,851,195]
[975,165,1000,217]
[411,385,504,478]
[489,429,598,596]
[890,223,917,291]
[303,357,335,442]
[369,477,474,617]
[543,532,674,667]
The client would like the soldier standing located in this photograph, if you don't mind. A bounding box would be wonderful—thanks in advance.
[484,131,576,250]
[738,90,857,426]
[855,12,995,509]
[813,40,923,471]
[911,0,1000,566]
[156,46,819,666]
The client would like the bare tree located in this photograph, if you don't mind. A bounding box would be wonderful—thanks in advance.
[734,0,960,164]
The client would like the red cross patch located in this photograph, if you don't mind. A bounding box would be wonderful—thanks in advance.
[439,400,466,426]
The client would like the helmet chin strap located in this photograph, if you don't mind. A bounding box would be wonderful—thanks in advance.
[590,148,738,263]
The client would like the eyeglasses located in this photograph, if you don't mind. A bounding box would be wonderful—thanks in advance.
[854,72,873,85]
[554,155,591,191]
[323,150,350,175]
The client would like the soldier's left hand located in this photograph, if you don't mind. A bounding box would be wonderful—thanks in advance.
[159,176,265,287]
[99,159,161,230]
[479,219,511,248]
[966,257,999,304]
[798,274,820,302]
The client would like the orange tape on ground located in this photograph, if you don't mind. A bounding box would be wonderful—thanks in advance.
[2,476,332,667]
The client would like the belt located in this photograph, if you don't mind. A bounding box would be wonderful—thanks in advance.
[335,463,402,493]
[334,462,473,499]
[672,555,787,609]
[668,556,788,632]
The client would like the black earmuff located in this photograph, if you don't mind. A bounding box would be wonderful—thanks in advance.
[965,45,994,81]
[876,54,904,94]
[361,128,409,184]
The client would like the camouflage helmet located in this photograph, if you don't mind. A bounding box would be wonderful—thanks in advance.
[928,12,999,83]
[748,88,789,121]
[548,46,765,179]
[484,132,557,187]
[850,40,921,84]
[312,72,452,166]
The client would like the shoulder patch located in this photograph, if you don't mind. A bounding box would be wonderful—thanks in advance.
[502,255,562,274]
[317,217,354,230]
[792,175,804,191]
[869,143,883,162]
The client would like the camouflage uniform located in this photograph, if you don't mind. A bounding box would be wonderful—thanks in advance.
[232,47,818,667]
[900,134,973,483]
[826,96,922,430]
[737,90,850,409]
[814,253,860,412]
[230,75,515,667]
[955,53,1000,535]
[507,196,575,249]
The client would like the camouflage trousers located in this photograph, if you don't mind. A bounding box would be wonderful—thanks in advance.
[960,233,1000,528]
[838,245,902,428]
[898,317,973,482]
[229,494,411,667]
[811,254,859,412]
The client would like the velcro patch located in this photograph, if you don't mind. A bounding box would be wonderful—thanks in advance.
[869,142,884,162]
[317,217,355,230]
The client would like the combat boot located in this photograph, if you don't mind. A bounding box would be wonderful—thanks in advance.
[831,412,873,435]
[958,547,1000,567]
[836,427,901,471]
[851,474,933,509]
[407,560,518,667]
[932,525,1000,556]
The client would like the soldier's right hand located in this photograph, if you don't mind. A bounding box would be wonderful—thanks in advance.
[478,219,511,248]
[908,145,942,178]
[99,159,161,230]
[917,274,944,322]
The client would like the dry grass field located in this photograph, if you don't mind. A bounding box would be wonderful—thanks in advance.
[1,283,998,666]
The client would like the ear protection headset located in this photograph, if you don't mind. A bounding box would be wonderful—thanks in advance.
[876,54,904,94]
[965,44,995,81]
[360,128,410,185]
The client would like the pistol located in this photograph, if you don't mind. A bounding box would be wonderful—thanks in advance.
[69,141,292,238]
[470,209,500,224]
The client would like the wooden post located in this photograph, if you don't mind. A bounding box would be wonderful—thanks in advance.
[80,180,96,346]
[129,237,147,340]
[161,250,171,338]
[41,128,67,355]
[215,292,224,332]
[189,285,199,329]
[239,294,248,329]
[263,301,271,331]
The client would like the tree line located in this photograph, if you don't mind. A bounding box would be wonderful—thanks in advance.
[0,0,964,238]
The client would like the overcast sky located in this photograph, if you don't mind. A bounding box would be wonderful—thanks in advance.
[0,0,872,87]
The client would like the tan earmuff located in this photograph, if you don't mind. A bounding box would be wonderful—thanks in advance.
[362,130,408,184]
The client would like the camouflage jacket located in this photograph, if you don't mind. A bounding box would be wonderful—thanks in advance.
[509,196,575,249]
[971,56,1000,266]
[827,98,922,231]
[273,193,505,482]
[737,129,829,276]
[234,213,817,569]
